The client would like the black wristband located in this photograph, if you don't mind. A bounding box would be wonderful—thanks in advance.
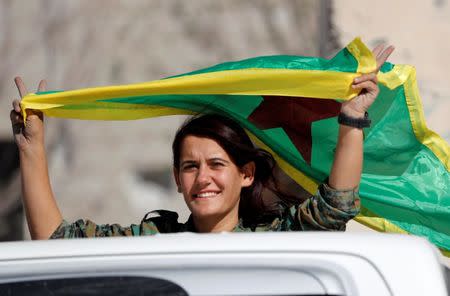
[338,111,371,129]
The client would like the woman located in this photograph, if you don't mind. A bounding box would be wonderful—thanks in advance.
[10,45,394,239]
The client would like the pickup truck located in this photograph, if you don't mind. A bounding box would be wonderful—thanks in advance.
[0,232,448,295]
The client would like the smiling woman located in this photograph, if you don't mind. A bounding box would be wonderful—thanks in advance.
[175,134,250,233]
[173,115,284,233]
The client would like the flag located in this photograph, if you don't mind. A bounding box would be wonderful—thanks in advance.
[21,38,450,255]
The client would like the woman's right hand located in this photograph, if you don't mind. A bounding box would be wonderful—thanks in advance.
[10,77,63,240]
[10,77,47,152]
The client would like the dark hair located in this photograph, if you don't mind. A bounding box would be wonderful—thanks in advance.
[172,114,299,226]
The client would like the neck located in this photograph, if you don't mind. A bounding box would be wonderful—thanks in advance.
[193,211,239,233]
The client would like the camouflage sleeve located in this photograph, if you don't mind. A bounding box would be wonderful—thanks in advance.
[284,183,360,231]
[49,218,160,239]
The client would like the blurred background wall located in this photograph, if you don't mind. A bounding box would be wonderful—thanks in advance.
[0,0,448,243]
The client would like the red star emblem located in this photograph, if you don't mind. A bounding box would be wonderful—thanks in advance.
[248,96,341,164]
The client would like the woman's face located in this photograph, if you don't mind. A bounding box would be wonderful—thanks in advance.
[174,135,254,220]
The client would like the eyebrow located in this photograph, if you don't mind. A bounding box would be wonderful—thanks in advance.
[180,158,230,167]
[180,160,197,167]
[209,157,230,163]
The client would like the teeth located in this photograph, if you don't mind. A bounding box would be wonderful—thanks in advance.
[196,192,219,198]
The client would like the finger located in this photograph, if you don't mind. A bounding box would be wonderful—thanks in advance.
[12,99,22,113]
[26,109,44,122]
[12,122,23,135]
[372,44,385,58]
[376,46,395,71]
[14,77,28,98]
[352,80,378,93]
[37,79,47,92]
[10,110,24,124]
[354,73,377,84]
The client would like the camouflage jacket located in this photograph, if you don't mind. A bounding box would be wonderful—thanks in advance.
[50,183,360,239]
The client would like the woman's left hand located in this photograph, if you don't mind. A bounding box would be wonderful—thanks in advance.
[341,45,395,117]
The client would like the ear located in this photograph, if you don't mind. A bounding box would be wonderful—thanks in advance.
[173,167,182,193]
[241,161,255,188]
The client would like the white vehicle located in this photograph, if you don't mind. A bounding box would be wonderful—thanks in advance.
[0,232,448,296]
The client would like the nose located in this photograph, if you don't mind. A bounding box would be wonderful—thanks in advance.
[196,164,211,186]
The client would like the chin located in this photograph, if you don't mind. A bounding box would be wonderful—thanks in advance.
[190,205,224,219]
[187,200,227,218]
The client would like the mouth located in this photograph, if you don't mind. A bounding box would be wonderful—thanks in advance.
[192,191,221,199]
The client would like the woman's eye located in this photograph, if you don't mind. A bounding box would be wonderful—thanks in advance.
[182,164,197,171]
[211,162,224,168]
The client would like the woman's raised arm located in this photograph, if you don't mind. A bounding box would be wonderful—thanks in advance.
[10,77,62,240]
[328,45,394,190]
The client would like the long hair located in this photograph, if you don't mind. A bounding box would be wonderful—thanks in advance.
[172,114,300,227]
